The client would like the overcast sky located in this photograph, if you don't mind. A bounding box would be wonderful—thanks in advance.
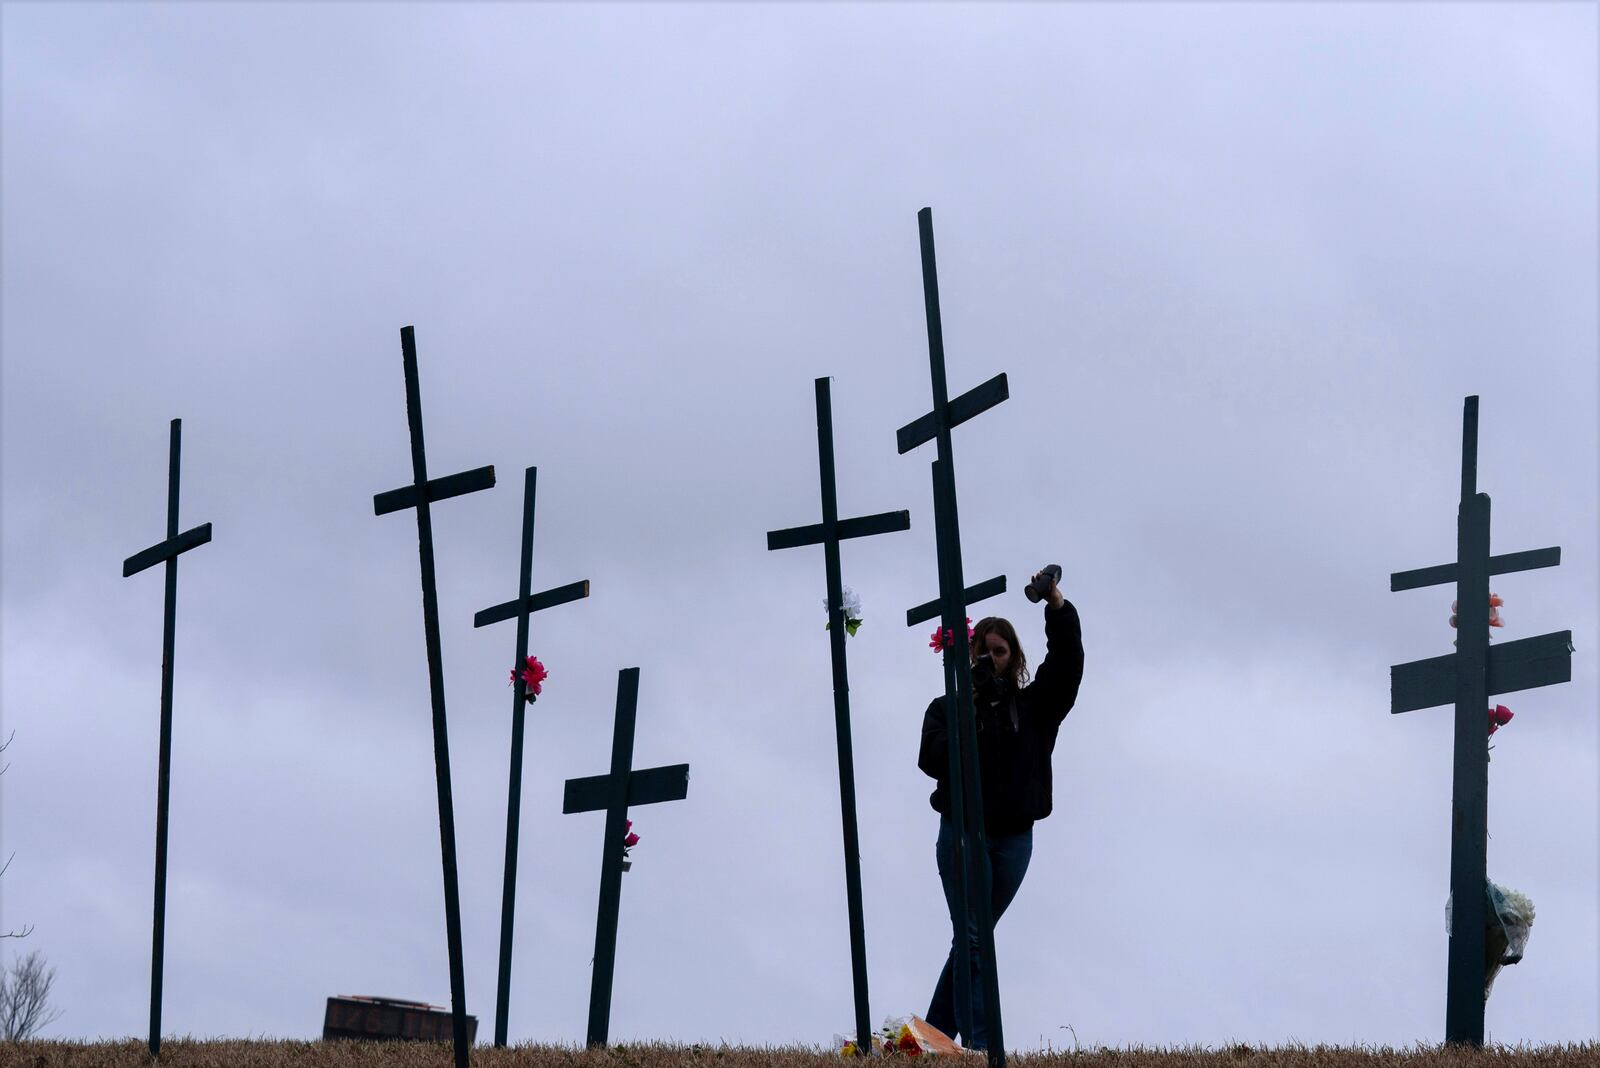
[2,0,1596,1053]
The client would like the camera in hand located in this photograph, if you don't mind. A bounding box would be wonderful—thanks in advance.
[1024,563,1063,604]
[971,651,1005,698]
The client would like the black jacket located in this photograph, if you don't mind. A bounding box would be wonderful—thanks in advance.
[917,600,1085,836]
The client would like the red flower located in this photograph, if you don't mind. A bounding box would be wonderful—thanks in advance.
[927,617,974,652]
[624,831,640,848]
[510,655,549,702]
[1487,704,1514,735]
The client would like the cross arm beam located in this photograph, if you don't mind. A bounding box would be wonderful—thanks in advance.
[374,465,497,516]
[474,579,591,629]
[766,509,911,552]
[896,373,1009,455]
[562,763,691,814]
[1390,630,1575,713]
[906,574,1007,627]
[123,523,213,577]
[1390,546,1561,592]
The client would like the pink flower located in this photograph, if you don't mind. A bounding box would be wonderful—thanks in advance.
[927,617,975,653]
[624,831,640,848]
[510,655,549,703]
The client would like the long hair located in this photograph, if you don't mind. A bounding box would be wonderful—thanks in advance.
[969,616,1030,689]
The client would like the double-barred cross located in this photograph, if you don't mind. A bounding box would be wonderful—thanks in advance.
[122,418,212,1060]
[767,375,911,1053]
[562,668,689,1048]
[899,208,1011,1067]
[1388,395,1573,1047]
[473,466,591,1047]
[373,326,495,1068]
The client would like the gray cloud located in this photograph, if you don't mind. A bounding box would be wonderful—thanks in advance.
[2,0,1595,1052]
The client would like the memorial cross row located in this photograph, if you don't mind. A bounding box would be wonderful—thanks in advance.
[372,325,494,1068]
[897,207,1011,1067]
[122,418,212,1060]
[767,375,912,1054]
[472,465,591,1048]
[1388,395,1574,1047]
[562,667,689,1048]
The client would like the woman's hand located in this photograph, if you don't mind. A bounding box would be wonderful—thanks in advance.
[1032,568,1065,610]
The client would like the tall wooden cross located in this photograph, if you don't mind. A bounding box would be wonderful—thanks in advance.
[472,465,591,1047]
[372,325,495,1068]
[562,667,690,1047]
[122,418,212,1060]
[766,375,911,1053]
[898,207,1011,1066]
[909,458,1007,1058]
[1389,395,1573,1046]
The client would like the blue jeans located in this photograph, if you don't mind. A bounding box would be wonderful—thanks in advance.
[925,815,1033,1050]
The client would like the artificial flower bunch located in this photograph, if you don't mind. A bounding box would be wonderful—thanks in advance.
[1449,593,1505,630]
[824,586,865,637]
[622,819,640,858]
[928,618,973,653]
[1487,704,1514,736]
[1486,703,1514,762]
[509,655,548,704]
[836,1014,961,1057]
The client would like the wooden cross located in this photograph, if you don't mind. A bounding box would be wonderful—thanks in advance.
[472,465,591,1047]
[1389,395,1573,1046]
[898,208,1011,1066]
[372,325,495,1068]
[911,457,1007,1057]
[122,418,212,1060]
[766,375,911,1053]
[562,667,689,1048]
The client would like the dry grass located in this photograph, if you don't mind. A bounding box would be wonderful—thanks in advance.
[3,1041,1598,1068]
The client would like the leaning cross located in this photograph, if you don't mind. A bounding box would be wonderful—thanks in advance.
[767,375,911,1053]
[1389,395,1573,1047]
[122,418,212,1060]
[373,325,495,1068]
[898,207,1011,1067]
[473,465,591,1048]
[562,667,689,1048]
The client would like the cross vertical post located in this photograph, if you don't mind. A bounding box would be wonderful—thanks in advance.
[898,207,1011,1065]
[932,459,976,1045]
[122,418,213,1060]
[562,668,690,1047]
[373,326,497,1068]
[766,376,912,1053]
[472,466,591,1047]
[1447,400,1491,1045]
[1389,395,1574,1046]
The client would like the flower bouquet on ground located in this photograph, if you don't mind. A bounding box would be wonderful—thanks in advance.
[835,1014,965,1057]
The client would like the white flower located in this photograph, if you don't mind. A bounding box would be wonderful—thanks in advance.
[823,586,863,619]
[1497,885,1535,926]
